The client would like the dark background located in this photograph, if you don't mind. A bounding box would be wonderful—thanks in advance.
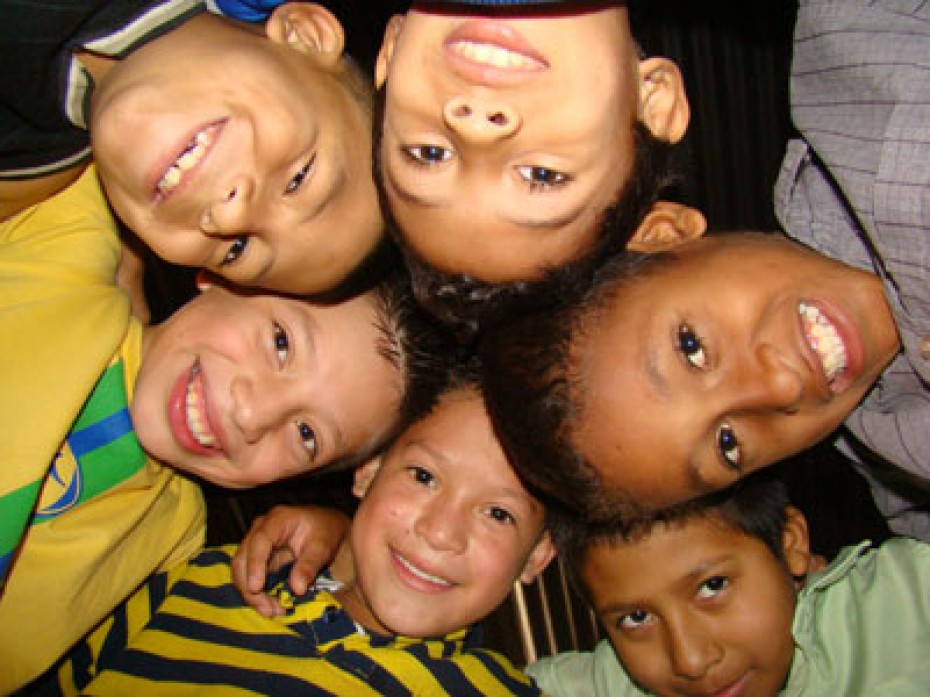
[144,1,892,664]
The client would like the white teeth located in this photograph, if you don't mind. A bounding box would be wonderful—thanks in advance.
[157,129,214,196]
[451,41,541,69]
[185,363,216,448]
[396,554,451,587]
[799,302,847,385]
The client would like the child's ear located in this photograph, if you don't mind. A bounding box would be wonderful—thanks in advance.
[781,506,814,585]
[266,3,345,65]
[519,532,556,585]
[627,201,707,253]
[638,57,690,144]
[375,15,405,88]
[351,456,383,499]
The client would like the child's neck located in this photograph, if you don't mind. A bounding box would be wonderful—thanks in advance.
[73,49,117,87]
[328,541,393,636]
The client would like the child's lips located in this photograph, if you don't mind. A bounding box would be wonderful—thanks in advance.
[168,359,227,457]
[390,550,454,593]
[444,20,547,86]
[151,120,225,205]
[692,672,750,697]
[796,299,864,395]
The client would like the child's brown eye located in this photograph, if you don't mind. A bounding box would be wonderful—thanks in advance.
[284,154,315,195]
[272,322,289,364]
[717,423,742,470]
[403,145,452,165]
[677,324,707,369]
[221,236,249,265]
[296,421,317,460]
[517,165,568,191]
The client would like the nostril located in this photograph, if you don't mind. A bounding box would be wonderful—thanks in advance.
[450,104,471,119]
[487,111,507,126]
[226,187,237,201]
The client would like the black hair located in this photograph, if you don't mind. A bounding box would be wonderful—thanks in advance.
[479,249,675,521]
[315,264,458,475]
[552,470,793,607]
[372,86,679,344]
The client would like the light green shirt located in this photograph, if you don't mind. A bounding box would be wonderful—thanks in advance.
[528,538,930,696]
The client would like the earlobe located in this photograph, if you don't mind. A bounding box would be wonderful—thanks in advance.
[638,57,690,143]
[781,506,814,583]
[627,201,707,252]
[351,457,383,499]
[375,15,404,88]
[266,2,345,64]
[519,533,556,585]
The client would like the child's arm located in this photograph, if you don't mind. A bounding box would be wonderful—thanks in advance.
[231,504,350,617]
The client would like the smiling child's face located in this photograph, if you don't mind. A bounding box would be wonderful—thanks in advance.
[341,387,554,638]
[573,232,900,510]
[374,3,687,283]
[131,284,402,488]
[90,4,382,295]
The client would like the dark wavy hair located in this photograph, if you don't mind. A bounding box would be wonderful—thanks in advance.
[479,249,678,522]
[551,470,793,607]
[372,86,679,344]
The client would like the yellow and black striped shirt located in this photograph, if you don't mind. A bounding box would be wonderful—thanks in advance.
[47,545,542,696]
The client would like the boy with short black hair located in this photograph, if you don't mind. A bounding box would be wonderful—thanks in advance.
[42,377,555,696]
[480,204,903,526]
[0,1,383,297]
[0,163,447,691]
[371,0,687,336]
[528,472,930,695]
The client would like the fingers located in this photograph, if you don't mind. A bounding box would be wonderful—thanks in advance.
[230,505,350,617]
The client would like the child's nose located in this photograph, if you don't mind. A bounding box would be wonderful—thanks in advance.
[666,620,723,681]
[443,95,521,143]
[201,175,255,236]
[733,343,804,414]
[413,501,468,554]
[230,374,287,444]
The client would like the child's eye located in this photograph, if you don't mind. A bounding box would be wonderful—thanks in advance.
[403,145,452,165]
[295,421,317,460]
[617,609,653,631]
[485,506,516,525]
[407,465,436,487]
[677,323,707,369]
[285,154,316,195]
[516,165,568,191]
[221,236,249,265]
[697,575,729,600]
[717,423,742,469]
[272,322,289,365]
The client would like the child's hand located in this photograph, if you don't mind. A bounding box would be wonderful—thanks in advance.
[231,505,350,618]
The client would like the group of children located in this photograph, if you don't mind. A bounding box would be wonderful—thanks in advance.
[2,0,928,694]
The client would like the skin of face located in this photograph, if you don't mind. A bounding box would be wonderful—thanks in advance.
[337,387,555,637]
[89,4,382,295]
[132,283,402,489]
[574,232,901,509]
[584,509,812,697]
[374,5,688,283]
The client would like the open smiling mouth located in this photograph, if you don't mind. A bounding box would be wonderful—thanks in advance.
[450,40,546,70]
[156,123,222,198]
[186,360,217,449]
[395,552,452,588]
[799,301,847,389]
